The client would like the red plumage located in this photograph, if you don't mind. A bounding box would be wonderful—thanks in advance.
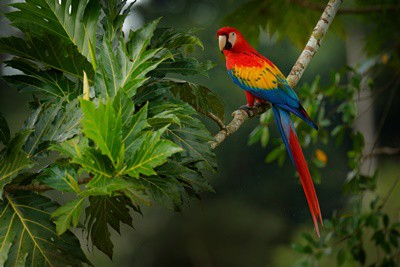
[217,26,323,236]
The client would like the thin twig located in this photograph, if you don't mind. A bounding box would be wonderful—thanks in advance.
[210,0,343,149]
[206,112,225,130]
[379,176,400,211]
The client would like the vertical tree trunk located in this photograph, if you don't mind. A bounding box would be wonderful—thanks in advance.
[346,24,376,175]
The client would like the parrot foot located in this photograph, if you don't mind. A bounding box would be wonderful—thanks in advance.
[239,105,253,117]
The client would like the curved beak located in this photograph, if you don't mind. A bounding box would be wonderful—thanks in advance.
[218,35,227,52]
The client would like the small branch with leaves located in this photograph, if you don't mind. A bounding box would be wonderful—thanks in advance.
[209,0,343,149]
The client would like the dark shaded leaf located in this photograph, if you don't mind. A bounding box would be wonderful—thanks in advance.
[157,161,213,192]
[4,59,78,99]
[100,0,135,42]
[165,78,224,121]
[0,35,93,79]
[153,57,216,77]
[0,191,90,266]
[141,175,186,211]
[24,99,82,156]
[85,195,133,259]
[151,27,204,51]
[153,100,216,172]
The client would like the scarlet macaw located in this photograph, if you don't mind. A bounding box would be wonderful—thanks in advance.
[217,26,322,236]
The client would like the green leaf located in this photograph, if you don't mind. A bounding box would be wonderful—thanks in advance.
[36,162,80,193]
[51,137,116,182]
[85,195,134,259]
[265,145,284,163]
[24,99,82,156]
[7,0,100,61]
[126,18,160,60]
[141,175,186,211]
[0,131,33,194]
[100,0,135,42]
[95,19,169,98]
[0,191,90,266]
[113,93,150,155]
[157,161,213,193]
[0,35,93,79]
[4,58,78,99]
[81,99,123,165]
[118,179,151,208]
[154,57,216,77]
[157,101,216,172]
[248,126,262,146]
[260,126,270,148]
[125,127,183,178]
[0,112,10,145]
[151,27,204,51]
[52,197,85,235]
[165,78,224,122]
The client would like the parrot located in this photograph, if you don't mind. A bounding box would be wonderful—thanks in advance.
[217,26,322,236]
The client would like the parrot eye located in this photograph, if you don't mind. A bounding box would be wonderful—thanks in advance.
[228,32,237,48]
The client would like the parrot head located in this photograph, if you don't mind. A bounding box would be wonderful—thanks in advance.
[216,27,252,54]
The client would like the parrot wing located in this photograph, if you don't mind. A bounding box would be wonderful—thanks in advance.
[229,62,318,130]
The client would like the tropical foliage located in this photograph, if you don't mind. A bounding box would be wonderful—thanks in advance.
[0,0,222,264]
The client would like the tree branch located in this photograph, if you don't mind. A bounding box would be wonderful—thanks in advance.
[210,0,343,149]
[209,103,271,149]
[364,146,400,158]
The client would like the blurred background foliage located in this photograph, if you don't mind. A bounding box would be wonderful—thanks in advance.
[1,0,400,266]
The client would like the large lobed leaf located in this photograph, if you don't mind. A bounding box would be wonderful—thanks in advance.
[147,99,217,172]
[94,19,169,98]
[7,0,100,61]
[0,191,90,266]
[166,78,224,121]
[4,59,78,100]
[125,126,183,178]
[0,35,93,79]
[80,99,123,165]
[36,162,80,193]
[23,98,82,157]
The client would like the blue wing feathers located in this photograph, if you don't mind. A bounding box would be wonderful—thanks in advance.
[228,69,318,130]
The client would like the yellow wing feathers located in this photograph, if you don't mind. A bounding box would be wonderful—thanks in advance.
[231,63,285,90]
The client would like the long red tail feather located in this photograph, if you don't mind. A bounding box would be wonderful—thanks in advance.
[289,127,323,236]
